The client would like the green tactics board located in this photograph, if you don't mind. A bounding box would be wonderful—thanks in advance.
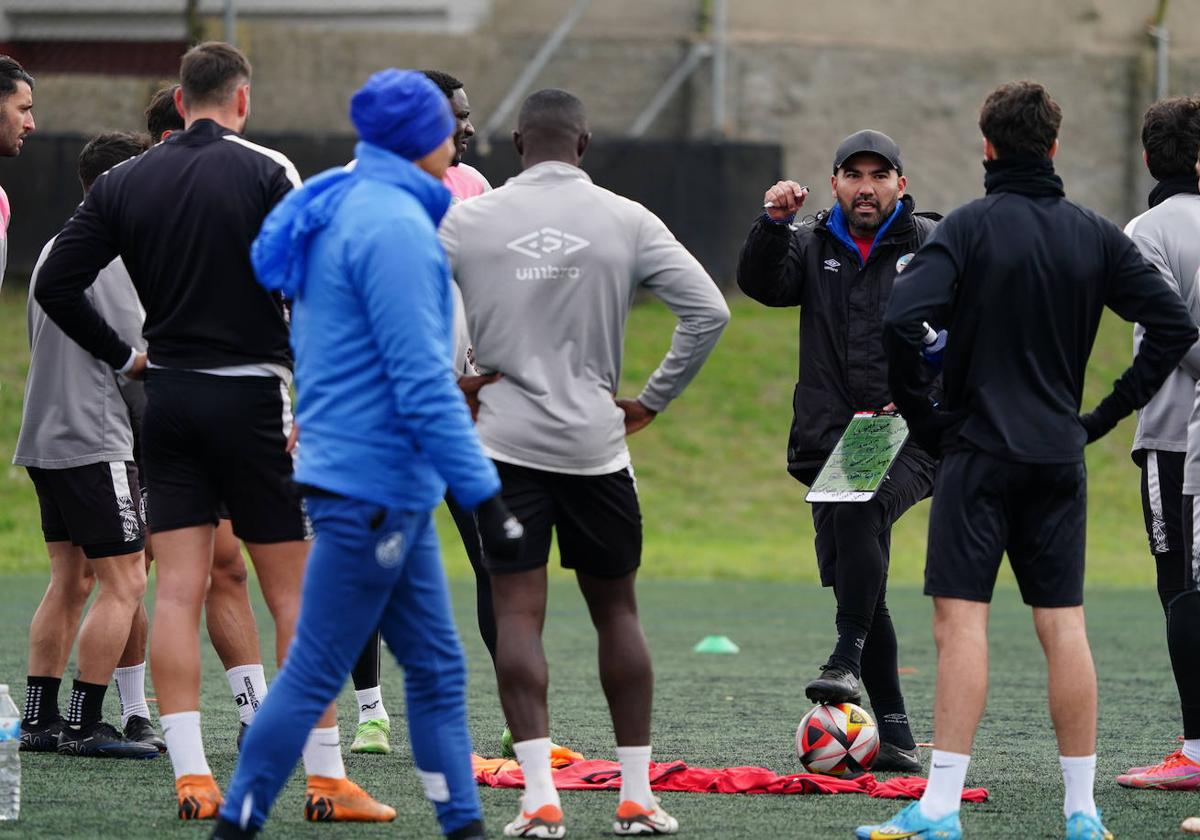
[805,412,910,503]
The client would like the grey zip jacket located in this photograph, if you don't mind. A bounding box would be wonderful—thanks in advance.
[440,161,730,474]
[1127,194,1200,459]
[15,236,146,469]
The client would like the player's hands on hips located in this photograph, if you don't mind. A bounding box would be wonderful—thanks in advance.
[458,372,502,421]
[475,494,524,565]
[763,181,808,221]
[617,398,657,436]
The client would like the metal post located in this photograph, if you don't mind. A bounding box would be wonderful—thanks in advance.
[1152,24,1169,100]
[480,0,592,146]
[1148,0,1170,100]
[711,0,727,136]
[629,42,711,138]
[223,0,237,46]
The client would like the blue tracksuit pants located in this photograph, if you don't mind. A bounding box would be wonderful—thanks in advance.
[218,492,481,834]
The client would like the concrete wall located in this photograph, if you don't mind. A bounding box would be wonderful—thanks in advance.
[7,0,1200,225]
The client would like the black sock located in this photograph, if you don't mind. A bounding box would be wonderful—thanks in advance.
[1167,590,1200,739]
[446,819,486,840]
[211,816,258,839]
[829,626,867,674]
[872,698,916,750]
[859,591,917,749]
[351,632,381,691]
[23,675,61,726]
[66,679,107,729]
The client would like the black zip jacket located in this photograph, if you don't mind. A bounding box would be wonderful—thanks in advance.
[884,156,1198,463]
[737,194,939,479]
[35,119,300,371]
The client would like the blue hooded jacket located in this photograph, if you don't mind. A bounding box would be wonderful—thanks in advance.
[252,140,499,511]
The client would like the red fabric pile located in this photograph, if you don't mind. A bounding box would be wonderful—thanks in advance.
[472,755,988,801]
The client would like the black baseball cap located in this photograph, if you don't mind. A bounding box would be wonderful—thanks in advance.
[833,129,903,174]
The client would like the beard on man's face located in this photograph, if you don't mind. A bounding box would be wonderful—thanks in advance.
[841,195,897,233]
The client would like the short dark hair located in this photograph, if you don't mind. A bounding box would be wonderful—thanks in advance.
[1141,96,1200,181]
[78,131,151,191]
[978,81,1062,159]
[0,55,35,100]
[179,41,251,108]
[421,69,463,99]
[517,88,587,141]
[145,84,184,141]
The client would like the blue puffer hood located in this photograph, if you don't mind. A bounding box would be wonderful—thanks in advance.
[252,141,452,298]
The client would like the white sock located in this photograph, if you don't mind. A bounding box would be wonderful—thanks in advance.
[616,745,654,808]
[112,663,150,726]
[514,737,560,811]
[161,711,211,779]
[225,664,268,725]
[1060,754,1097,819]
[302,725,346,779]
[1183,739,1200,765]
[919,749,970,820]
[355,686,388,724]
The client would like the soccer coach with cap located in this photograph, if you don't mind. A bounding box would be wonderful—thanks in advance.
[737,130,940,772]
[210,70,523,840]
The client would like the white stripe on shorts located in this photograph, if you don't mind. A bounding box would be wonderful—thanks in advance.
[1148,451,1169,553]
[1192,495,1200,589]
[108,461,141,544]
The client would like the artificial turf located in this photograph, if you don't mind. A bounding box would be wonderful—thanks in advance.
[0,574,1194,839]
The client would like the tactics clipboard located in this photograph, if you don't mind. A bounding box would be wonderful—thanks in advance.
[805,412,910,503]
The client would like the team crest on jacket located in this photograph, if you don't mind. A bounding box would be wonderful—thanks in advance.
[895,253,914,273]
[375,531,405,568]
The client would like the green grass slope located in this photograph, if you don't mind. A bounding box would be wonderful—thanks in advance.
[0,288,1152,586]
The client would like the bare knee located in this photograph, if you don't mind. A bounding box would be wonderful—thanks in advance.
[45,565,95,611]
[95,552,149,605]
[210,551,249,590]
[1032,606,1087,650]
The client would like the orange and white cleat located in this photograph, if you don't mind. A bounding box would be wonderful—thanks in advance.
[503,803,566,838]
[303,776,396,822]
[176,773,223,820]
[613,799,679,835]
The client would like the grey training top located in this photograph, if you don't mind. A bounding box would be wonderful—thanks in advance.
[441,161,730,475]
[1128,193,1200,459]
[14,236,146,469]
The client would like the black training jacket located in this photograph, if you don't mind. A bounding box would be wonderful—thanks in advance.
[884,157,1198,464]
[35,119,300,371]
[737,194,938,479]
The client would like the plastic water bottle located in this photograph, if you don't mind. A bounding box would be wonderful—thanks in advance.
[920,322,948,371]
[0,684,19,820]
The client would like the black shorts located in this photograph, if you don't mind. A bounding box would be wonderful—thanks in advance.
[141,369,306,544]
[925,449,1087,607]
[1177,495,1200,591]
[810,445,936,587]
[484,461,641,578]
[1138,449,1185,555]
[27,461,145,559]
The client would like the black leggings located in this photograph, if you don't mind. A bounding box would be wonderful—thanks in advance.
[351,494,497,692]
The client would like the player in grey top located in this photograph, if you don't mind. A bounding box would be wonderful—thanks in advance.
[441,89,728,837]
[1119,97,1200,790]
[15,132,162,759]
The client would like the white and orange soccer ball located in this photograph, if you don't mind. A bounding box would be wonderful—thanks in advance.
[795,702,880,776]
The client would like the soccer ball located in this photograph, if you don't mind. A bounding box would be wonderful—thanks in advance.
[795,702,880,776]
